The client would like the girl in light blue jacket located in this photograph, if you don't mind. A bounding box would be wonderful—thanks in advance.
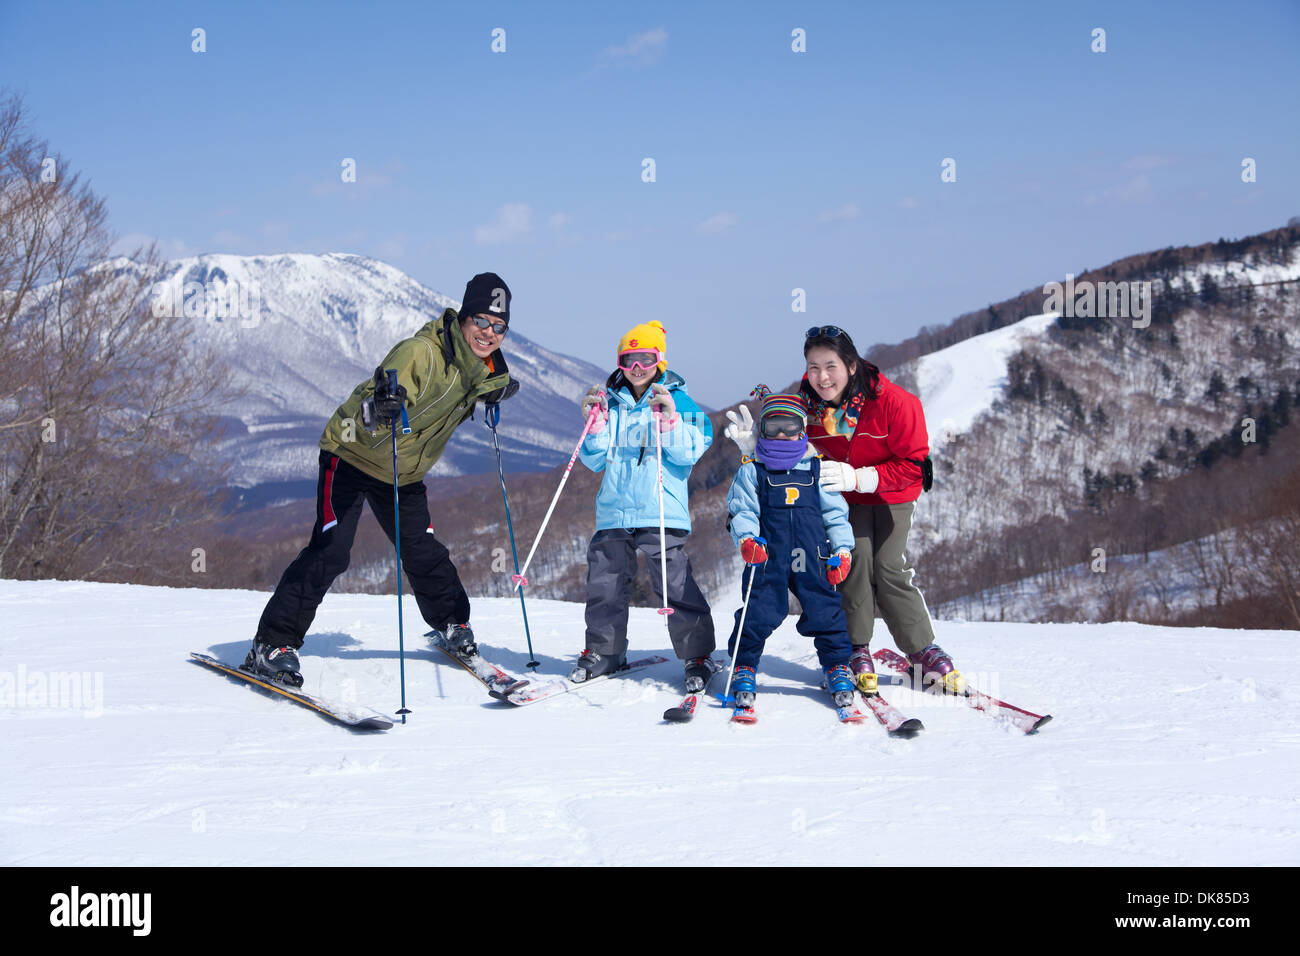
[571,321,716,690]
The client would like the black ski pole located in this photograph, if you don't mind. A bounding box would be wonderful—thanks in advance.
[485,402,540,670]
[386,370,413,722]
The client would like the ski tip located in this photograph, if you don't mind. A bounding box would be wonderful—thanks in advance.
[890,718,925,738]
[1028,714,1053,734]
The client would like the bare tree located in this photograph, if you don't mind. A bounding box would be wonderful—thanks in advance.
[0,90,234,582]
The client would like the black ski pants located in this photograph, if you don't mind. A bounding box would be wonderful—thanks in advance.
[256,450,470,648]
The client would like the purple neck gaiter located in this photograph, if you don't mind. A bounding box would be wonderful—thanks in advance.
[756,435,807,470]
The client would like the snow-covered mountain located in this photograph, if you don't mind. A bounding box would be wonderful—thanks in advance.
[138,253,608,493]
[4,578,1296,866]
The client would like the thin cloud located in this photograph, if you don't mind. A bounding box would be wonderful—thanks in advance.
[595,28,667,71]
[1122,154,1173,171]
[818,203,860,223]
[698,212,737,234]
[1085,175,1152,206]
[475,203,533,245]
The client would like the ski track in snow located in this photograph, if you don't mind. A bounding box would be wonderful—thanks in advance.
[2,580,1297,866]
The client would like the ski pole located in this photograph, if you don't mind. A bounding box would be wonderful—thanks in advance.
[512,400,602,591]
[484,402,540,670]
[717,553,761,705]
[387,370,412,723]
[652,409,674,626]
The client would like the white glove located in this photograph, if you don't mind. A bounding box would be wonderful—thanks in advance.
[819,461,879,494]
[723,405,756,457]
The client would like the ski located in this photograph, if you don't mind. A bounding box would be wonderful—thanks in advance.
[663,657,726,723]
[731,704,757,724]
[872,648,1052,734]
[426,630,529,697]
[835,701,869,723]
[497,655,670,706]
[858,691,924,737]
[189,653,393,731]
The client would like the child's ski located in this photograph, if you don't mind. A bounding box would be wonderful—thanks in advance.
[663,657,725,723]
[495,655,670,706]
[858,691,924,737]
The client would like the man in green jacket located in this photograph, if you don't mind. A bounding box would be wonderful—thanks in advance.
[246,272,518,687]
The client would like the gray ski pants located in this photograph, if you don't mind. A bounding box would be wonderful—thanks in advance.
[840,502,936,655]
[583,528,716,660]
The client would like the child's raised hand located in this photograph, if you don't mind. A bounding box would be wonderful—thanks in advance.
[650,383,678,431]
[723,404,756,457]
[581,386,608,433]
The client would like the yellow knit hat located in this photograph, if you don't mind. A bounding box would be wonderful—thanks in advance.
[617,320,667,373]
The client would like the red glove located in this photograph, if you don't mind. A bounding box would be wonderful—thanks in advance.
[740,537,768,565]
[827,550,852,586]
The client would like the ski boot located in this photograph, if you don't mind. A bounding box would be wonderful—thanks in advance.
[569,649,627,683]
[242,641,304,688]
[824,663,856,709]
[849,645,877,696]
[440,623,478,659]
[684,657,713,694]
[730,665,757,708]
[908,643,967,696]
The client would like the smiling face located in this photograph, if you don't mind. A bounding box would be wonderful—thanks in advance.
[804,345,856,405]
[460,313,506,359]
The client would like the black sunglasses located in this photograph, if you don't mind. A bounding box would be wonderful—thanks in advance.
[805,325,846,339]
[469,314,508,335]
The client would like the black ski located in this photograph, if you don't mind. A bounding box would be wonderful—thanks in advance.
[190,653,393,730]
[663,657,725,722]
[426,630,529,697]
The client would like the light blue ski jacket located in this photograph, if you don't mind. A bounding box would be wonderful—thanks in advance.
[579,370,712,532]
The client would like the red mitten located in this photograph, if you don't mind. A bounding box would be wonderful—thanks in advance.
[740,537,768,565]
[827,551,852,586]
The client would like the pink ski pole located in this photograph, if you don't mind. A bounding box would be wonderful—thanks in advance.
[513,399,603,591]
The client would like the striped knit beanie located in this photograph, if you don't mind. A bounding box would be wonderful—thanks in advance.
[751,385,808,425]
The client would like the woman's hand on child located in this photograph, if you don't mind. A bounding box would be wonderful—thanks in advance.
[827,550,852,585]
[819,461,879,494]
[723,405,756,457]
[740,537,768,565]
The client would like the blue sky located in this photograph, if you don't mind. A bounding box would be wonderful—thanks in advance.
[3,0,1298,406]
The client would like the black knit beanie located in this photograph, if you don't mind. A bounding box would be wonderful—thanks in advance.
[460,272,511,326]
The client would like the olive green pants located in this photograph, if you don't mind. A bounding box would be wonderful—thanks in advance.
[840,502,936,655]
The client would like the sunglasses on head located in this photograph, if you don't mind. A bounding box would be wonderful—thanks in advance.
[469,314,508,335]
[761,415,805,438]
[618,350,661,373]
[806,325,847,339]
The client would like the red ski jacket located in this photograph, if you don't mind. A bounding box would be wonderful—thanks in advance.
[804,372,930,506]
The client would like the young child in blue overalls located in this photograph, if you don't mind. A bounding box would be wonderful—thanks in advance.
[725,389,856,715]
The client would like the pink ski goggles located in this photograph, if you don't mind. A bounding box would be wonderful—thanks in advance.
[617,349,661,372]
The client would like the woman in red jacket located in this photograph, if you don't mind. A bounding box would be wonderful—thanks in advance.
[798,325,965,696]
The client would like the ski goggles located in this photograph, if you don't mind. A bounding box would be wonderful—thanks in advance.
[805,325,847,339]
[617,349,661,372]
[468,314,509,335]
[760,414,806,438]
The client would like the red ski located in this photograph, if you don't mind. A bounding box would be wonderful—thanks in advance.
[872,648,1052,734]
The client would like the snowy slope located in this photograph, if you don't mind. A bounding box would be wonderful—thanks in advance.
[3,580,1297,866]
[910,312,1057,450]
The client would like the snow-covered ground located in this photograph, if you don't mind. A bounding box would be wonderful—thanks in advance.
[2,579,1297,866]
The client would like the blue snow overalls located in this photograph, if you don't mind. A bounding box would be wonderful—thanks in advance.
[727,458,853,671]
